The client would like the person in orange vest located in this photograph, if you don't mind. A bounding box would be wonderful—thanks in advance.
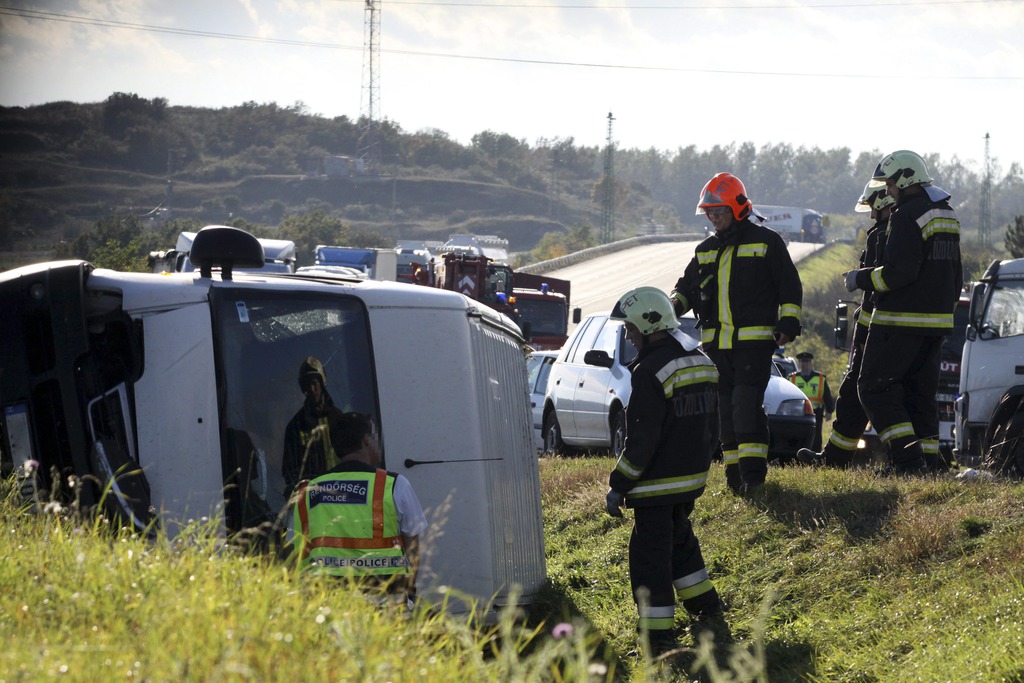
[789,352,834,452]
[292,411,427,605]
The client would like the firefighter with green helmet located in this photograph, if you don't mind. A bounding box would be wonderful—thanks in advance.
[293,411,427,602]
[605,286,727,655]
[845,150,963,473]
[799,180,893,468]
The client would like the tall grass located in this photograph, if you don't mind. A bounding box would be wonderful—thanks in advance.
[4,456,1023,681]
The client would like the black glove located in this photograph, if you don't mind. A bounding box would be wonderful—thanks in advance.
[605,489,624,518]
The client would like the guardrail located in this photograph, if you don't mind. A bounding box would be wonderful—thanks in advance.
[518,233,706,274]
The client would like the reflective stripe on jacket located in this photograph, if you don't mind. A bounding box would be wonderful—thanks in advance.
[295,468,408,576]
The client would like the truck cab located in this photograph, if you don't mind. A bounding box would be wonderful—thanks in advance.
[954,258,1024,473]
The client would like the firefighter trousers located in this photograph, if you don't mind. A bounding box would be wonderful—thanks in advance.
[707,347,773,488]
[857,328,943,467]
[820,338,871,467]
[629,502,720,640]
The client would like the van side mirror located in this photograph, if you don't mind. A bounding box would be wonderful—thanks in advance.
[572,307,582,324]
[834,301,850,350]
[583,349,614,368]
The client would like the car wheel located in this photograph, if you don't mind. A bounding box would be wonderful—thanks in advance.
[543,412,566,456]
[610,409,626,459]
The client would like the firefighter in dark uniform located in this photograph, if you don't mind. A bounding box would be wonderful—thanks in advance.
[282,356,340,496]
[605,287,726,655]
[799,182,893,468]
[846,150,962,474]
[671,172,803,494]
[788,352,834,452]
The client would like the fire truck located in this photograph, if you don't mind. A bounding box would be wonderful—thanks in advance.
[413,251,576,350]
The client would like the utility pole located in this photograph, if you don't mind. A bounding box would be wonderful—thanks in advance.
[358,0,382,173]
[602,112,616,244]
[980,132,992,247]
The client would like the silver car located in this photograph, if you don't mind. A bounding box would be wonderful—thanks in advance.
[541,313,815,458]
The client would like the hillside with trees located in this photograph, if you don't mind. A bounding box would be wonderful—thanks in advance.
[2,93,1023,270]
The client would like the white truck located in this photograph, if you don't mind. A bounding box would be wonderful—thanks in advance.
[755,205,827,243]
[954,258,1024,475]
[314,245,398,281]
[1,226,546,613]
[148,229,297,274]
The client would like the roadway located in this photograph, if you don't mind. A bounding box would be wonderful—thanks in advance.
[544,240,820,326]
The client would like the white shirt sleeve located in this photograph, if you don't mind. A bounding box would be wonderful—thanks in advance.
[392,475,428,537]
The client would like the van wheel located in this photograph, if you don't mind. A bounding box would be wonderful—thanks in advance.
[543,412,566,456]
[610,409,626,459]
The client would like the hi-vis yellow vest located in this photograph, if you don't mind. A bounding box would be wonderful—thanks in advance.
[790,372,826,410]
[294,469,408,576]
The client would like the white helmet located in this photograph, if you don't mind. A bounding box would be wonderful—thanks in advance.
[855,181,896,213]
[868,150,933,190]
[610,287,678,336]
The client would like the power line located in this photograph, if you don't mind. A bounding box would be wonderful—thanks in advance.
[1,5,1021,81]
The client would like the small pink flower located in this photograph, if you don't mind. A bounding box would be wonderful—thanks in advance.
[552,622,573,639]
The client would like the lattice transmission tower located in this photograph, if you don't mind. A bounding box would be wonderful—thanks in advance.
[358,0,382,173]
[601,112,616,244]
[979,132,992,247]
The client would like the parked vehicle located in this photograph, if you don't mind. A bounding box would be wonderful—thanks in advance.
[526,350,558,450]
[756,205,828,243]
[542,313,815,459]
[148,229,297,274]
[0,226,546,614]
[954,258,1024,474]
[314,245,398,281]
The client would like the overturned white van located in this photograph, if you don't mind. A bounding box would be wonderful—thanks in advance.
[0,226,546,613]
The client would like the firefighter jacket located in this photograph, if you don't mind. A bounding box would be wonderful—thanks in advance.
[674,219,803,350]
[293,463,409,577]
[788,372,834,413]
[851,186,962,336]
[609,334,719,507]
[853,219,889,345]
[282,401,341,495]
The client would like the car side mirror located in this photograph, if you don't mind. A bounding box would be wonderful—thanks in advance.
[583,349,614,368]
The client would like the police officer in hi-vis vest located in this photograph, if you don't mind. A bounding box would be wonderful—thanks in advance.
[293,411,427,604]
[788,351,834,452]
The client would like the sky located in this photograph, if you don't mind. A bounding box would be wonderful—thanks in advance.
[1,0,1023,175]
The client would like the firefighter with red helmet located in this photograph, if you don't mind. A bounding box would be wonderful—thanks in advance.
[845,150,962,474]
[672,173,803,494]
[605,287,727,654]
[799,181,893,468]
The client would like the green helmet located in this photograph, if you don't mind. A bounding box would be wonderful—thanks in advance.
[855,180,896,213]
[610,287,678,336]
[869,150,933,190]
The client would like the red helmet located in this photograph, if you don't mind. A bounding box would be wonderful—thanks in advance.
[696,172,752,221]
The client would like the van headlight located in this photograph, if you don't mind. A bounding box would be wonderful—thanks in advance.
[776,399,808,417]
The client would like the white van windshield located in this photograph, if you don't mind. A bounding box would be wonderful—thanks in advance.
[211,290,379,528]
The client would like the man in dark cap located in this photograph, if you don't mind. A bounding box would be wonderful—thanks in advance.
[282,356,341,496]
[788,352,834,452]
